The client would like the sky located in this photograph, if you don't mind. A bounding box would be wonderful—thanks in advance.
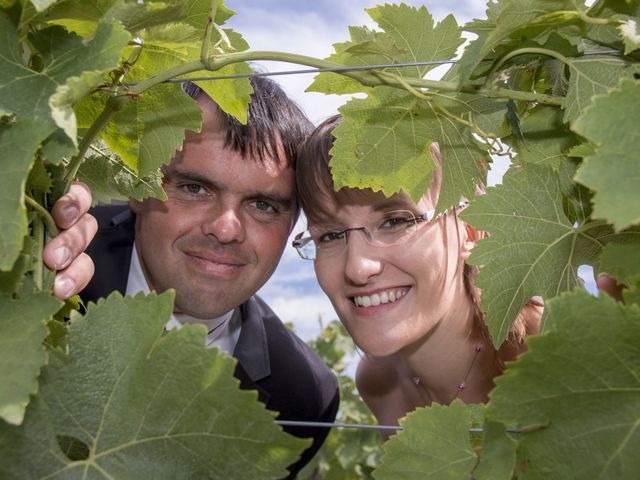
[222,1,597,340]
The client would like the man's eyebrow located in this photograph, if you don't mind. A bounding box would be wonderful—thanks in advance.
[164,168,222,190]
[165,167,294,209]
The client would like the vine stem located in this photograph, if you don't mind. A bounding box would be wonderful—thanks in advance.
[200,0,216,63]
[570,0,615,25]
[485,47,573,89]
[63,49,564,189]
[25,194,58,237]
[204,51,566,106]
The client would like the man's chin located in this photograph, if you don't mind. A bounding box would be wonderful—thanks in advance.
[173,295,241,320]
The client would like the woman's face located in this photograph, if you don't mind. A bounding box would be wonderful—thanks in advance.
[309,189,472,357]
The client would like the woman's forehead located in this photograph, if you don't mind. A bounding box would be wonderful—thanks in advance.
[307,187,423,226]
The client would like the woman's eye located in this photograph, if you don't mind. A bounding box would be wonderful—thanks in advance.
[381,216,412,229]
[318,231,345,243]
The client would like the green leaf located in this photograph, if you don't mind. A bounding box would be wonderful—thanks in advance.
[472,421,517,480]
[460,164,627,347]
[488,290,640,479]
[0,291,308,478]
[103,83,202,176]
[28,0,56,12]
[564,56,640,123]
[619,18,640,54]
[573,77,640,230]
[506,106,578,169]
[0,292,62,425]
[144,24,253,123]
[599,242,640,285]
[50,70,105,146]
[457,0,576,85]
[77,152,166,204]
[310,4,464,96]
[0,14,129,269]
[42,0,233,36]
[331,87,505,210]
[307,26,386,95]
[0,120,47,271]
[373,401,478,480]
[365,4,464,79]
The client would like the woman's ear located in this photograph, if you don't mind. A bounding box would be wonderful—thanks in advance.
[461,223,485,260]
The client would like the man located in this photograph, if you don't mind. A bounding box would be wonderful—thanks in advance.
[70,78,339,477]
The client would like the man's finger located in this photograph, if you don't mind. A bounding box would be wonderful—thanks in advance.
[53,253,95,299]
[51,181,92,230]
[43,213,98,270]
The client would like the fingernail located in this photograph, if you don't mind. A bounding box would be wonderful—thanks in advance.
[52,246,71,269]
[62,206,79,224]
[55,276,76,299]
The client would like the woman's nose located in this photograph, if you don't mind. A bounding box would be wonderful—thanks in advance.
[343,233,383,285]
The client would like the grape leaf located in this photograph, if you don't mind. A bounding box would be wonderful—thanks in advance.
[505,106,578,169]
[0,292,62,425]
[0,291,308,478]
[0,14,129,269]
[365,3,463,79]
[144,25,254,124]
[564,56,640,123]
[0,120,46,271]
[619,18,640,54]
[460,164,633,347]
[487,290,640,479]
[28,0,56,12]
[42,0,234,36]
[104,83,203,176]
[307,25,388,95]
[373,401,478,480]
[310,4,463,96]
[599,242,640,285]
[457,0,576,86]
[472,421,517,480]
[573,77,640,230]
[77,153,166,204]
[331,87,506,210]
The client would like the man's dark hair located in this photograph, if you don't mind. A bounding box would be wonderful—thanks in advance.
[183,77,313,168]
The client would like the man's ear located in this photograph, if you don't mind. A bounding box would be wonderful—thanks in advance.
[461,223,485,260]
[129,198,143,214]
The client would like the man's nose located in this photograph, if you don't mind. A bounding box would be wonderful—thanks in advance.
[343,232,383,285]
[202,206,245,243]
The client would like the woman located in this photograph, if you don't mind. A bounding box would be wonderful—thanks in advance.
[293,115,542,437]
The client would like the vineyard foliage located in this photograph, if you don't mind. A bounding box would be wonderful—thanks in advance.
[0,0,639,478]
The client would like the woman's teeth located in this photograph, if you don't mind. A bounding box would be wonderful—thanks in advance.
[354,289,407,307]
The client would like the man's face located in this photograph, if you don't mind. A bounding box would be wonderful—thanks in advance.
[130,96,296,319]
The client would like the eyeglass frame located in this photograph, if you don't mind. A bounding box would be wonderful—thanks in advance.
[292,209,437,261]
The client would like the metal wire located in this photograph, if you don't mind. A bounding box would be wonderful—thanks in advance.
[275,419,524,434]
[120,49,623,86]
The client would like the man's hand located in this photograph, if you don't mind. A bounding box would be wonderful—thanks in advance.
[43,182,97,299]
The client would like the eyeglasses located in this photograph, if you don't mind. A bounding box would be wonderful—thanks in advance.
[292,209,436,260]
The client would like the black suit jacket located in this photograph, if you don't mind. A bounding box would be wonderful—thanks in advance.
[82,205,339,478]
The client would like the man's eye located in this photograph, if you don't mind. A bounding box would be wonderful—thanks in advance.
[254,200,277,213]
[182,184,204,195]
[318,231,345,244]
